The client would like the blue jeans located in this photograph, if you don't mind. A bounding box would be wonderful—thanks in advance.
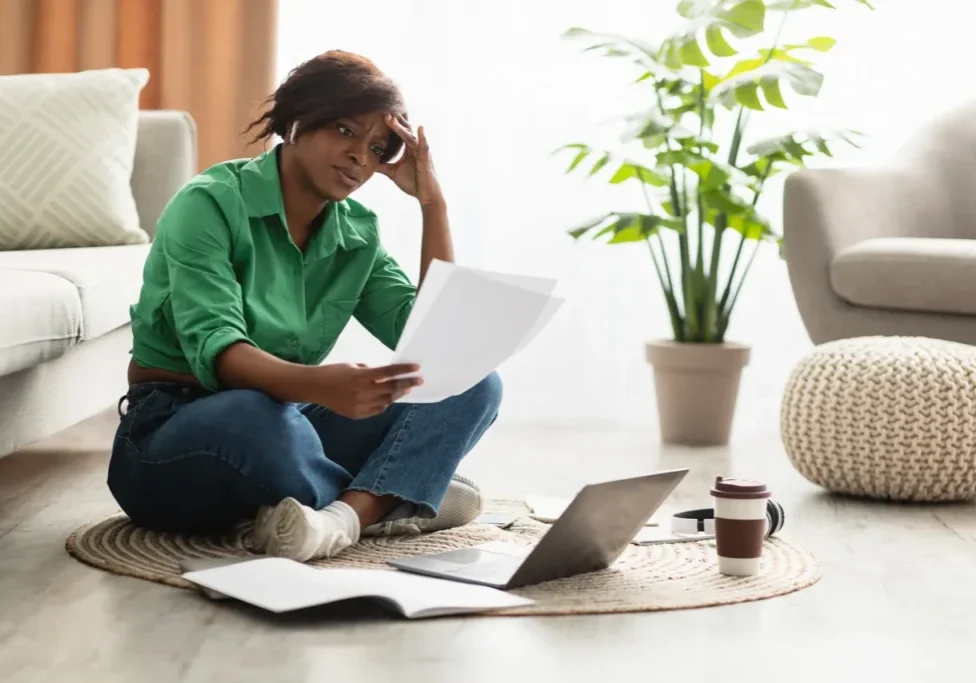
[107,373,502,534]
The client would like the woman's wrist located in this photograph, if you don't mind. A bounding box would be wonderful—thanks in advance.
[419,195,447,213]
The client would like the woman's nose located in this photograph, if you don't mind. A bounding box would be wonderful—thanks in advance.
[348,143,368,165]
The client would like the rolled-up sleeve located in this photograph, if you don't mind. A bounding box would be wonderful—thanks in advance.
[354,245,417,351]
[161,186,253,390]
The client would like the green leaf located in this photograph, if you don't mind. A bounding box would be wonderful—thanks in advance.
[661,0,765,67]
[745,128,863,160]
[758,48,812,65]
[568,213,612,239]
[608,162,670,187]
[562,27,661,66]
[711,62,823,110]
[702,70,722,93]
[766,0,835,9]
[736,81,764,110]
[680,39,711,66]
[701,187,753,216]
[567,148,590,172]
[656,149,739,189]
[799,36,837,52]
[725,57,764,79]
[705,25,737,57]
[761,79,788,108]
[569,212,682,244]
[589,153,610,176]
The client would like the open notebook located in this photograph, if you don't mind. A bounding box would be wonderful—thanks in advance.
[182,557,532,619]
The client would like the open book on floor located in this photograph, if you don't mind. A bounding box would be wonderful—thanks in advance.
[181,557,532,619]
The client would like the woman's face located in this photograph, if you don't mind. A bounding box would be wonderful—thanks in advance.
[293,112,392,201]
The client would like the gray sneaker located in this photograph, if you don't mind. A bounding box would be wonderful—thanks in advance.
[250,505,275,552]
[362,474,484,537]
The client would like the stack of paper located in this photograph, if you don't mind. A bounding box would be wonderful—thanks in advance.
[393,260,564,403]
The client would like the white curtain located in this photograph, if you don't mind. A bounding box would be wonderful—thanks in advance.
[277,0,970,428]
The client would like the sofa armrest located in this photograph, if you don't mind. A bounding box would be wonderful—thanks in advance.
[131,111,197,240]
[783,166,958,343]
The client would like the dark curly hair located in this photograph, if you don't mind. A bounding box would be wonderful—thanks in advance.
[245,50,408,164]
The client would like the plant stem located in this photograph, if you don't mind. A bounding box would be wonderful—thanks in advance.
[719,241,761,338]
[677,166,698,340]
[696,69,706,280]
[647,238,684,341]
[640,180,680,317]
[718,161,772,312]
[654,82,693,341]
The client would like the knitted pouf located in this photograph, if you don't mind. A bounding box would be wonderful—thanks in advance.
[781,336,976,502]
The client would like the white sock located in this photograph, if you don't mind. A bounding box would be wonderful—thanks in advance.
[263,498,361,563]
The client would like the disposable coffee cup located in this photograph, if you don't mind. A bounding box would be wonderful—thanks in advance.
[710,476,771,577]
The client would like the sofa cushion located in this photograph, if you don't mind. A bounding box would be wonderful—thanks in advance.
[0,270,82,376]
[0,244,150,340]
[0,68,150,249]
[831,237,976,316]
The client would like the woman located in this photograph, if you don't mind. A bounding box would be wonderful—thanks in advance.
[108,50,502,563]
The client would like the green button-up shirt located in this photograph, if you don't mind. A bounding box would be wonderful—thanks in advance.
[129,146,416,391]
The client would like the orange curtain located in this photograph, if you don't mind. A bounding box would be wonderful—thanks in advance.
[0,0,278,170]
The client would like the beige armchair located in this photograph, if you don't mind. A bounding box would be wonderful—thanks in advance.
[783,100,976,346]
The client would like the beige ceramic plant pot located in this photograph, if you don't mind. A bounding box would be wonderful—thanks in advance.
[645,340,751,446]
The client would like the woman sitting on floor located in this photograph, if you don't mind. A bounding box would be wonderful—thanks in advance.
[108,50,501,563]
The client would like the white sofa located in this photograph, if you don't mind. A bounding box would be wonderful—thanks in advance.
[0,111,196,457]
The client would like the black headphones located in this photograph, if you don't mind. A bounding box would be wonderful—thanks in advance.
[670,499,785,539]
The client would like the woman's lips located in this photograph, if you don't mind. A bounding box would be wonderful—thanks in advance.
[334,166,360,189]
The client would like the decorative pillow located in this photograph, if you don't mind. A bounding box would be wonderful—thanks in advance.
[0,68,150,250]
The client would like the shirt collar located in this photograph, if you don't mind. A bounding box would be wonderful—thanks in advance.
[239,145,369,257]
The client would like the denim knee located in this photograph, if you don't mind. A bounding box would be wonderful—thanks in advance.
[468,372,504,415]
[144,388,339,506]
[458,371,503,423]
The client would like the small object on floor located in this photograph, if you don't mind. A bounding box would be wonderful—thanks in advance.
[635,498,785,545]
[361,473,484,537]
[389,469,688,589]
[181,557,533,618]
[474,512,516,528]
[525,493,662,527]
[711,476,772,577]
[260,498,360,563]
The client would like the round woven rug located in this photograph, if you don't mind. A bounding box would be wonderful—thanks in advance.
[66,500,821,616]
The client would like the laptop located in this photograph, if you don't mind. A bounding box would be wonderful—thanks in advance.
[388,468,688,590]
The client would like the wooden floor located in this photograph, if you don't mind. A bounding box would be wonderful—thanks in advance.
[2,407,975,683]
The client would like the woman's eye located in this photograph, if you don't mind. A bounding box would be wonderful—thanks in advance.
[371,145,386,157]
[337,125,353,137]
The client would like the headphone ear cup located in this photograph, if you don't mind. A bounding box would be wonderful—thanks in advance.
[764,499,785,538]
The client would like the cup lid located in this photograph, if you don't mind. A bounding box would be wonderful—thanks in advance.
[710,476,771,499]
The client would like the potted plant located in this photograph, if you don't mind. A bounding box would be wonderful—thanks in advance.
[558,0,871,445]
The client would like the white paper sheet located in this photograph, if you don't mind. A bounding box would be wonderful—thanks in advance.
[525,494,662,527]
[392,261,562,403]
[182,557,532,618]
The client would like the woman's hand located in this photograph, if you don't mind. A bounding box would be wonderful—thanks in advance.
[379,114,445,208]
[310,362,423,419]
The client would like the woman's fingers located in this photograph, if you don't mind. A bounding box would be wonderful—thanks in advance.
[386,113,418,146]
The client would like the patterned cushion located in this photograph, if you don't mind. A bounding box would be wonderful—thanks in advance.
[781,336,976,502]
[0,68,150,250]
